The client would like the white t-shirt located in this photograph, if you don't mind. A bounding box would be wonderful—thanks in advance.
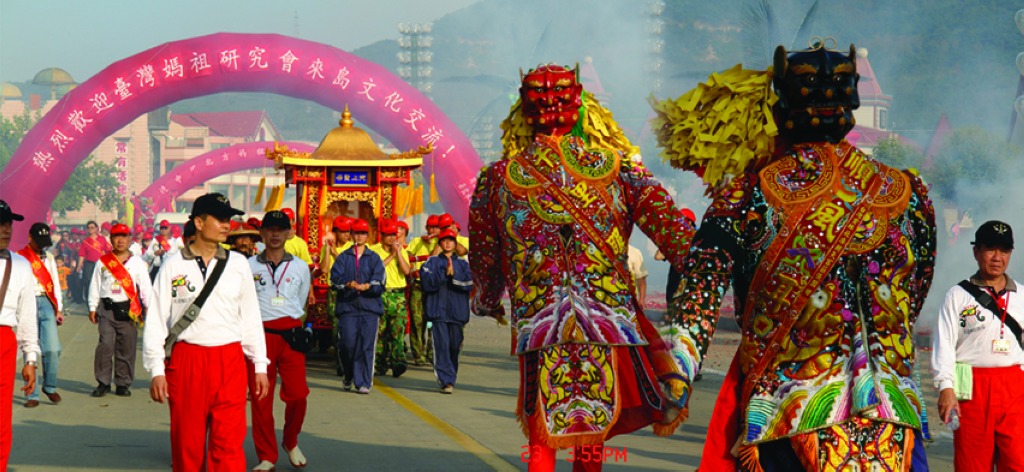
[248,252,311,321]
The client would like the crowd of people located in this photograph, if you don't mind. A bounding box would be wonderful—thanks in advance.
[2,42,1022,472]
[0,195,476,470]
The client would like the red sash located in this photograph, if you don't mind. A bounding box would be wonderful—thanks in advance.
[155,235,171,252]
[17,247,58,310]
[99,253,144,324]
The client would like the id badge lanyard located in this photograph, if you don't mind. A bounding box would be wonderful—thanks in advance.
[266,260,292,306]
[985,288,1012,353]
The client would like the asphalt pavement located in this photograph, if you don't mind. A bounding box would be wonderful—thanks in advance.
[7,304,955,471]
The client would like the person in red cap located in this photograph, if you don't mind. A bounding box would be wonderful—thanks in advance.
[280,208,313,265]
[330,218,385,394]
[432,213,469,259]
[144,219,183,282]
[16,223,63,408]
[144,193,268,471]
[129,225,146,258]
[247,210,312,470]
[405,215,442,365]
[420,229,472,394]
[100,221,112,239]
[87,223,153,398]
[76,220,112,304]
[0,200,40,470]
[395,220,410,247]
[370,219,411,378]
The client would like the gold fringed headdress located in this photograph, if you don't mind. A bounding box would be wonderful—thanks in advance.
[649,64,779,193]
[500,90,639,158]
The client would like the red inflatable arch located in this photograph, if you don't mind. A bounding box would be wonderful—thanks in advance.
[137,141,315,215]
[1,33,480,246]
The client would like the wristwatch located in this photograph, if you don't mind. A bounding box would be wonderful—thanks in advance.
[25,361,37,367]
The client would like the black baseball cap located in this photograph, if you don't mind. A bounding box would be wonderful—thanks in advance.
[28,222,52,248]
[189,193,244,219]
[262,210,291,230]
[972,220,1014,249]
[0,200,24,223]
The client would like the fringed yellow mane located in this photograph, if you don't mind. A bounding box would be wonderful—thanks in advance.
[500,91,638,158]
[649,64,779,191]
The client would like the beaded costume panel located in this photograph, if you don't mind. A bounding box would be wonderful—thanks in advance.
[667,141,937,445]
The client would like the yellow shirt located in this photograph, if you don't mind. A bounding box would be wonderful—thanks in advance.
[456,235,470,259]
[369,243,409,290]
[318,241,352,283]
[284,235,313,265]
[406,236,437,272]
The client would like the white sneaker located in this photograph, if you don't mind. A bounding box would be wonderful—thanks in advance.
[285,445,308,468]
[252,460,276,471]
[441,385,454,394]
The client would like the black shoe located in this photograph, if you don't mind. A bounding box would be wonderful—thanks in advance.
[115,386,131,397]
[91,383,110,397]
[391,364,407,378]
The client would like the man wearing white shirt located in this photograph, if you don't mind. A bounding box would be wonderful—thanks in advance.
[248,210,311,471]
[144,193,268,472]
[17,223,63,407]
[933,220,1024,471]
[88,224,153,398]
[144,220,182,280]
[0,200,39,470]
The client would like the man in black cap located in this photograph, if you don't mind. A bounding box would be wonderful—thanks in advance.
[143,193,268,471]
[933,220,1024,470]
[246,210,312,470]
[0,200,39,470]
[16,223,64,407]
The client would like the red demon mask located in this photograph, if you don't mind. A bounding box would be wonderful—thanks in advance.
[520,64,583,136]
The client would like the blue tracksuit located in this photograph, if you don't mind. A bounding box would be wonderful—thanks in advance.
[420,254,472,387]
[331,245,385,389]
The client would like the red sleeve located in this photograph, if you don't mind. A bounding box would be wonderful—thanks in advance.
[468,162,506,318]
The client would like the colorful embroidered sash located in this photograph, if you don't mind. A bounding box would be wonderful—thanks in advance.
[17,247,58,310]
[99,253,143,324]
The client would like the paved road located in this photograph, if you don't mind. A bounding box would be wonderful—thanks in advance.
[8,304,955,471]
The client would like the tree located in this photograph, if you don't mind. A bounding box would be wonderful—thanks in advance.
[928,127,1021,207]
[0,112,124,217]
[871,137,923,170]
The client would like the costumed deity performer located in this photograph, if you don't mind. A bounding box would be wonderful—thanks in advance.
[652,40,937,471]
[470,64,696,471]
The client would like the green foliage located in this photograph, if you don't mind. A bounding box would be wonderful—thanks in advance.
[872,137,923,170]
[0,112,123,217]
[928,127,1021,204]
[50,156,123,217]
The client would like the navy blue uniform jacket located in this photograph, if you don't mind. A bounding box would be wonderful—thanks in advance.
[330,245,385,317]
[420,254,472,324]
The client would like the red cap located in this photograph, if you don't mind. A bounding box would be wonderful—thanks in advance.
[379,219,398,235]
[110,223,131,236]
[49,224,58,232]
[246,217,262,228]
[101,222,112,231]
[170,225,182,237]
[680,208,696,223]
[159,219,170,228]
[396,220,409,232]
[350,219,369,233]
[133,224,144,234]
[229,220,241,231]
[426,214,440,228]
[438,213,454,228]
[281,208,295,221]
[438,229,458,241]
[143,231,154,239]
[332,216,351,232]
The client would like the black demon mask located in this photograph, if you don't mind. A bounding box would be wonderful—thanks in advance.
[773,42,860,144]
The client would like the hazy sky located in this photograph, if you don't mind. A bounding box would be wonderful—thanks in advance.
[0,0,478,83]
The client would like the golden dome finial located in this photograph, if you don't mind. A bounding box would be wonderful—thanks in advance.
[340,105,353,128]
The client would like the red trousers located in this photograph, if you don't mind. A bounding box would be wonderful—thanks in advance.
[955,365,1024,471]
[166,342,248,472]
[246,317,309,464]
[0,327,14,471]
